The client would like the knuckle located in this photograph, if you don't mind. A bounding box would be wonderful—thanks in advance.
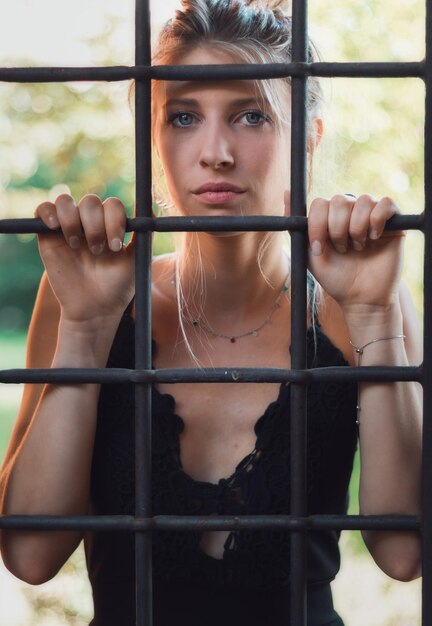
[310,196,327,205]
[55,193,74,205]
[379,195,394,206]
[370,212,382,227]
[349,224,366,239]
[330,230,347,242]
[352,201,372,215]
[104,196,124,208]
[330,194,349,207]
[35,201,54,215]
[79,193,103,209]
[357,193,374,205]
[308,221,324,232]
[308,222,326,239]
[85,227,104,238]
[309,197,328,213]
[308,211,325,226]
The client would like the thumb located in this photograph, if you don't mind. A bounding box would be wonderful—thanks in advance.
[283,190,291,217]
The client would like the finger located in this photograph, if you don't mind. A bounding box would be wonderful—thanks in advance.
[77,194,106,255]
[369,196,400,240]
[328,194,353,253]
[103,197,127,252]
[55,194,82,249]
[308,197,329,256]
[34,201,60,230]
[348,194,375,251]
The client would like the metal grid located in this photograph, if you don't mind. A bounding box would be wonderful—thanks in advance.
[0,1,429,625]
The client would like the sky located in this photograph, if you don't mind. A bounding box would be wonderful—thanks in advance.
[0,0,182,65]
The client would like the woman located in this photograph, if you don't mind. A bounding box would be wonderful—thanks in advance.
[0,0,422,625]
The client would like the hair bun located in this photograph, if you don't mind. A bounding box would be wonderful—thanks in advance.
[267,0,291,10]
[244,0,291,12]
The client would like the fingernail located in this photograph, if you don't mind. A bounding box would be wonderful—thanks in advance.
[334,244,347,254]
[369,228,379,240]
[110,238,123,252]
[90,242,105,256]
[352,240,364,251]
[311,241,322,256]
[69,236,81,249]
[48,214,60,229]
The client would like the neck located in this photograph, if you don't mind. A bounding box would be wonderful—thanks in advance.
[177,231,289,315]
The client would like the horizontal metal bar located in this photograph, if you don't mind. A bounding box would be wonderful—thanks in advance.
[0,61,424,83]
[152,61,426,80]
[0,214,422,235]
[0,514,419,532]
[0,365,421,385]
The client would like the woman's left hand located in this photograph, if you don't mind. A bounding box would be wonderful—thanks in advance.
[301,193,404,310]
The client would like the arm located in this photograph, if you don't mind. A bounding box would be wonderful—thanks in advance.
[0,194,133,585]
[306,193,422,581]
[349,285,422,581]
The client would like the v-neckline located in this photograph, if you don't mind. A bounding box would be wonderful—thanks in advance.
[152,379,291,489]
[120,311,312,488]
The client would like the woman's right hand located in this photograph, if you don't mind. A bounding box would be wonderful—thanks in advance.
[35,193,135,323]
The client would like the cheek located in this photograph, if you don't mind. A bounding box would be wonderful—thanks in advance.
[252,140,290,185]
[159,132,191,177]
[252,139,291,213]
[157,135,178,179]
[156,140,190,211]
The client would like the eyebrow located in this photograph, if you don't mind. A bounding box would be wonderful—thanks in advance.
[163,97,269,109]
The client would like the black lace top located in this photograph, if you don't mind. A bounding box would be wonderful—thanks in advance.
[86,312,358,626]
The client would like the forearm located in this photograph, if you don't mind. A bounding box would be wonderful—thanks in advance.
[344,303,422,579]
[345,304,421,511]
[0,318,119,582]
[2,317,119,513]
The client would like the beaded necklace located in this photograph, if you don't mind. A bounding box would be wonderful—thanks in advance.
[187,276,289,343]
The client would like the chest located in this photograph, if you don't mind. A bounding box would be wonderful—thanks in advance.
[156,381,284,483]
[153,330,291,484]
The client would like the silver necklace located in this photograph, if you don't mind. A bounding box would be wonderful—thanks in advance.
[187,276,289,343]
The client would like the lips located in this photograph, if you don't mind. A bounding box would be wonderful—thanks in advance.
[192,182,246,204]
[193,182,245,194]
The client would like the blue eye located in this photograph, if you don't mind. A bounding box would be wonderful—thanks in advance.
[169,112,195,127]
[244,111,266,125]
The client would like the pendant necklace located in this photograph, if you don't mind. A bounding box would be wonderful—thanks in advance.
[188,275,289,343]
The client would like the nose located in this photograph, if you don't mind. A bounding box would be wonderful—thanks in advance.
[198,122,234,170]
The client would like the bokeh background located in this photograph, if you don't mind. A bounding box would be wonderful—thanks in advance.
[0,0,424,623]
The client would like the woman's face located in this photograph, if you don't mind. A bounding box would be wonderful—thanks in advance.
[154,47,292,218]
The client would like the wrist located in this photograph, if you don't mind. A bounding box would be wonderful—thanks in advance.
[342,304,407,366]
[342,303,403,338]
[54,316,120,368]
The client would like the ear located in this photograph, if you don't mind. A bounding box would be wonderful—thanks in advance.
[307,117,324,155]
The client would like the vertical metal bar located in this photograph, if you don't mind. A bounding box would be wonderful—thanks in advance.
[135,0,153,625]
[422,2,432,624]
[290,1,309,626]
